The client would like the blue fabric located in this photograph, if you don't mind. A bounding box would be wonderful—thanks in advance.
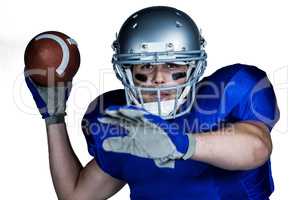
[24,73,71,119]
[143,111,190,154]
[24,75,50,119]
[82,63,280,200]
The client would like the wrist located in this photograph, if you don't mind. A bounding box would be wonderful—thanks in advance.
[45,114,66,126]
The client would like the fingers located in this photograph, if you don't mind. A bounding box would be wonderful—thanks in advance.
[98,116,138,133]
[135,115,159,128]
[102,137,125,152]
[119,107,148,119]
[24,73,48,110]
[105,106,146,124]
[102,136,132,153]
[104,106,166,133]
[105,108,129,120]
[24,73,38,91]
[153,158,175,168]
[135,114,167,130]
[98,117,126,127]
[102,135,158,159]
[104,109,140,125]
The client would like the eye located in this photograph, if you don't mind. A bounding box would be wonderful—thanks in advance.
[166,63,188,71]
[140,64,153,70]
[167,64,178,70]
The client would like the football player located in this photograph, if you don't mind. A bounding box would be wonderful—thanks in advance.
[25,6,280,200]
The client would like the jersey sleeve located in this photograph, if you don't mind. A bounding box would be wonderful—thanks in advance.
[229,65,280,131]
[81,89,127,180]
[81,97,100,157]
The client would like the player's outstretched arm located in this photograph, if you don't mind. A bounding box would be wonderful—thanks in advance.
[191,121,272,170]
[47,123,125,200]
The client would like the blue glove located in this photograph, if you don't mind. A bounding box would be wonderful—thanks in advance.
[98,105,196,168]
[24,70,72,125]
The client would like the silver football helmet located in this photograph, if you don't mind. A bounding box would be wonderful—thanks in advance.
[112,6,207,119]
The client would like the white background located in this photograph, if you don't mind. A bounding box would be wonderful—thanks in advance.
[0,0,296,199]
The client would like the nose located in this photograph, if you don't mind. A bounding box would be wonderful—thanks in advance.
[152,67,166,85]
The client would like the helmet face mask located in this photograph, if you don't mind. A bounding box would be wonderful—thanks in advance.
[112,6,207,119]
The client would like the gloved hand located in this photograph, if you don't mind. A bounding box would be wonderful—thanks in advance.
[24,71,72,125]
[98,105,196,168]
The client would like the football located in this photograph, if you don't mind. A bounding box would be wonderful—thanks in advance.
[24,31,80,86]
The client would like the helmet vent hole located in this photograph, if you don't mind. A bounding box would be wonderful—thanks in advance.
[176,21,182,28]
[132,23,138,29]
[142,44,148,49]
[167,43,173,48]
[175,12,181,16]
[132,14,138,19]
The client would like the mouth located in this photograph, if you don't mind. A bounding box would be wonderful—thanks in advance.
[139,88,177,102]
[160,92,171,97]
[146,92,173,101]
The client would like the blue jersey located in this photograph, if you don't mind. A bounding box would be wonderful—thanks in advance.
[82,64,280,200]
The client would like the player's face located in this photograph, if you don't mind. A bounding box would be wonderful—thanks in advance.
[132,63,188,102]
